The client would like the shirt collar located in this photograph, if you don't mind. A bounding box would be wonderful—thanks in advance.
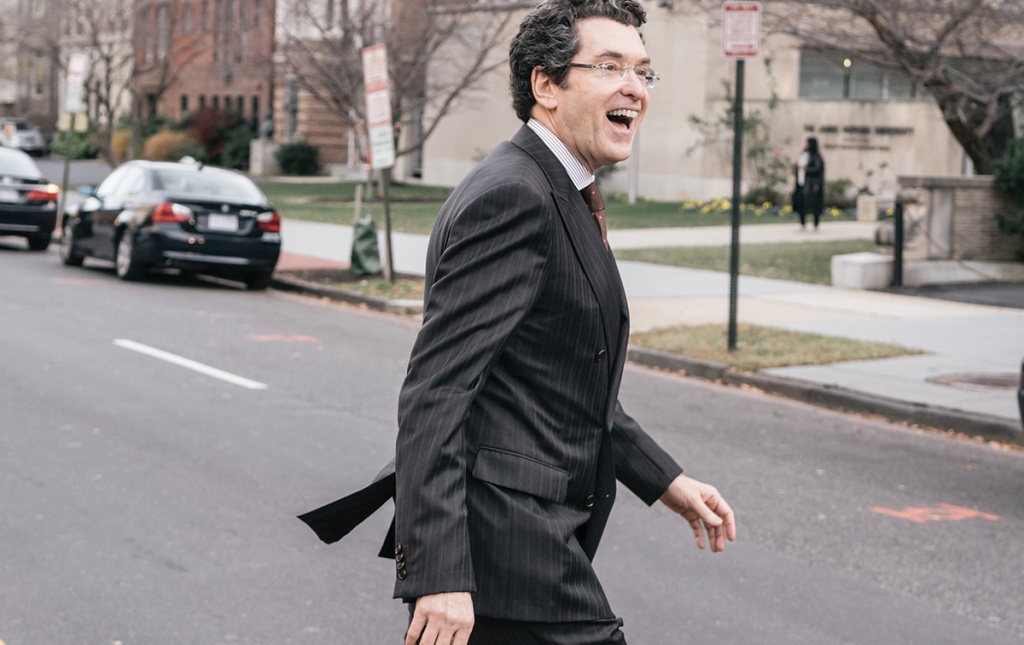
[526,119,595,191]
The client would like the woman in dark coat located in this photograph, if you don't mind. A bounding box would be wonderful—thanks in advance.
[795,137,825,230]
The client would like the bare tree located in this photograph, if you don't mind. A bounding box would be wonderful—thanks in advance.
[687,0,1024,174]
[278,0,526,163]
[61,0,136,162]
[59,0,213,163]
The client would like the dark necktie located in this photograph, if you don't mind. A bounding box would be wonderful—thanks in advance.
[580,182,608,249]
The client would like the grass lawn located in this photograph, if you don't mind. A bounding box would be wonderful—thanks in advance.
[616,239,877,285]
[258,179,855,235]
[631,323,921,372]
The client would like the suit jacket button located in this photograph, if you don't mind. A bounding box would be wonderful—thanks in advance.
[395,544,403,555]
[584,494,596,508]
[397,566,408,580]
[595,349,607,363]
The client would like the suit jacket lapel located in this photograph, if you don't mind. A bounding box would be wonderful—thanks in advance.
[510,127,623,389]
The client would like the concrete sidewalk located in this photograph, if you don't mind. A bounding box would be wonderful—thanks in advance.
[276,218,1024,439]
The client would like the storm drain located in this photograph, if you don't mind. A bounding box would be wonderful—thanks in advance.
[927,373,1019,391]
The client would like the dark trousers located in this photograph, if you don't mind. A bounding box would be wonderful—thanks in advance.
[407,607,627,644]
[468,615,627,644]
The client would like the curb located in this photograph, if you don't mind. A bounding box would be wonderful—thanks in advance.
[271,274,423,316]
[270,277,1022,445]
[626,347,1023,445]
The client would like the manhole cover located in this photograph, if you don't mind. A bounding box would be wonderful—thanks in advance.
[928,373,1019,390]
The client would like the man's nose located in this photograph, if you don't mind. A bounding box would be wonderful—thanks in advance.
[620,67,647,98]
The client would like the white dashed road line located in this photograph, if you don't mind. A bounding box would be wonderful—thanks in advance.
[114,339,269,390]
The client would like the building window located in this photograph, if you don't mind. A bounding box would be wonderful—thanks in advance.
[252,0,262,28]
[33,55,45,96]
[199,94,207,108]
[182,2,192,35]
[181,94,189,114]
[157,3,171,64]
[212,95,220,109]
[799,50,921,101]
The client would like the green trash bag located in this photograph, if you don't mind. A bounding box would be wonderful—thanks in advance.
[350,214,382,277]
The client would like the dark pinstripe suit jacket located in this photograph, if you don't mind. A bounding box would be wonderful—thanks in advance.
[391,125,683,622]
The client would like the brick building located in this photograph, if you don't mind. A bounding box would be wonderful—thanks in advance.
[132,0,276,132]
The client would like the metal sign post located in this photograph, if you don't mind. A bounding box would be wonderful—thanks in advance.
[362,44,396,282]
[58,53,88,220]
[722,1,761,352]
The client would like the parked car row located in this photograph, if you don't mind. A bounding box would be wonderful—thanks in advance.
[0,151,281,290]
[0,148,59,250]
[0,117,49,157]
[60,158,281,290]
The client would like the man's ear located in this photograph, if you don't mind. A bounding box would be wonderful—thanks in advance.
[532,67,558,110]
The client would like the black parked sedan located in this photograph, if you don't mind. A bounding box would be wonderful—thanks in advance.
[60,159,281,290]
[0,147,59,250]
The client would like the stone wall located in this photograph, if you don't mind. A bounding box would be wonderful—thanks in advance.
[897,175,1024,262]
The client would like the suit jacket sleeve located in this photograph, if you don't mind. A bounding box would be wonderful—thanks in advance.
[611,400,684,505]
[394,179,552,600]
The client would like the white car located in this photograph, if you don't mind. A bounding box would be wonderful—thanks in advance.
[0,118,48,156]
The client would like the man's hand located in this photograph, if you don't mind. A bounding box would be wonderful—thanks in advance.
[406,591,474,645]
[660,474,736,553]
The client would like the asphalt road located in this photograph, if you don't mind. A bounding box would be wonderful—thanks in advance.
[2,241,1023,644]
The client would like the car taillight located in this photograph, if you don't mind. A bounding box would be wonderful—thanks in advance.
[27,183,59,202]
[152,202,193,223]
[257,210,280,232]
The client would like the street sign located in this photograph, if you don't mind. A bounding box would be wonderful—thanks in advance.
[722,1,761,59]
[361,44,395,170]
[65,53,88,114]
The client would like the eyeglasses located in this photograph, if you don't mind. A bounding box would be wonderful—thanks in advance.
[567,62,659,89]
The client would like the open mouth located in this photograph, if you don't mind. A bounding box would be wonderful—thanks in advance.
[607,109,638,128]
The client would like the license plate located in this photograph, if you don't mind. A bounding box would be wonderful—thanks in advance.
[207,213,237,232]
[0,188,19,203]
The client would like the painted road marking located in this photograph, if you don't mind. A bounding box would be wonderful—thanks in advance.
[870,503,1000,524]
[114,339,268,390]
[54,277,108,286]
[248,334,319,343]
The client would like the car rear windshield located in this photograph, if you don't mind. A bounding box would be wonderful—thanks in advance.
[152,168,266,203]
[0,151,43,178]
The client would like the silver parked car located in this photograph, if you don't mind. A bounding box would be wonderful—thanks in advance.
[0,118,48,156]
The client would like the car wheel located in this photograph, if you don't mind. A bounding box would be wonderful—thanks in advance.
[244,269,274,291]
[115,232,145,281]
[59,221,84,266]
[26,233,51,251]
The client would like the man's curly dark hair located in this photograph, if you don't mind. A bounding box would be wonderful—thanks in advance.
[509,0,647,122]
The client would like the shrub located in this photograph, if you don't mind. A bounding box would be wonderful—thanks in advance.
[824,178,855,210]
[143,130,204,162]
[110,130,133,164]
[993,138,1024,252]
[49,130,98,160]
[220,124,254,170]
[276,141,321,176]
[743,184,784,206]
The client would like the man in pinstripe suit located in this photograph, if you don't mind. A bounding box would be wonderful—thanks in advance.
[396,1,736,643]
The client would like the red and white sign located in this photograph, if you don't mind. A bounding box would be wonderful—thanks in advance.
[722,1,761,59]
[65,53,88,114]
[362,44,395,170]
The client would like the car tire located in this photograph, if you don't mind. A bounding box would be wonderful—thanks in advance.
[59,221,84,266]
[244,269,274,291]
[115,232,145,281]
[26,233,51,251]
